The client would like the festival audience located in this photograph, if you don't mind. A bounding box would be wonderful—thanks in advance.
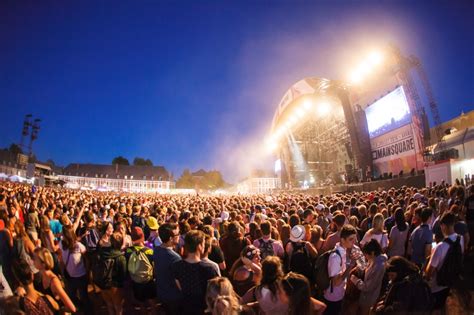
[0,181,471,315]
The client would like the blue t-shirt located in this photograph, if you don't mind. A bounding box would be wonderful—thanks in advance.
[153,246,182,303]
[410,224,433,265]
[49,219,63,236]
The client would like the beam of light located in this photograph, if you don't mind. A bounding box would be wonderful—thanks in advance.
[286,132,308,185]
[265,137,278,153]
[348,50,384,84]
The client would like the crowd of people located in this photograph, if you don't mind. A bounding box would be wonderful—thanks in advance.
[0,180,473,315]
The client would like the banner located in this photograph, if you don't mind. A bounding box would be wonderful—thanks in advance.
[370,124,418,176]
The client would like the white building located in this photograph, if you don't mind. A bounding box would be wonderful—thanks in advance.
[237,176,281,194]
[425,127,474,186]
[59,163,174,193]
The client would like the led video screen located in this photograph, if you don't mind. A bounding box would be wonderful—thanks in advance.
[366,86,412,138]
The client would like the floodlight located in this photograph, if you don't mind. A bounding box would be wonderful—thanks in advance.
[303,99,312,110]
[317,102,331,116]
[368,51,383,66]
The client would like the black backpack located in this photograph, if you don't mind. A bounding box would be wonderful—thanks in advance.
[258,239,275,259]
[288,241,313,282]
[437,236,463,287]
[93,254,116,289]
[314,248,342,292]
[377,273,433,314]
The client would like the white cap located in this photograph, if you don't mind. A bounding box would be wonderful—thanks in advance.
[290,225,306,242]
[221,211,230,221]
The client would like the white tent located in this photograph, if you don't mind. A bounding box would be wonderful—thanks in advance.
[0,173,8,180]
[9,175,22,182]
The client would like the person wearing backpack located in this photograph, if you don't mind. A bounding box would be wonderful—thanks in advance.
[425,212,464,314]
[375,256,433,314]
[125,227,156,310]
[322,225,357,315]
[95,232,127,315]
[285,224,317,284]
[320,214,346,253]
[254,221,284,260]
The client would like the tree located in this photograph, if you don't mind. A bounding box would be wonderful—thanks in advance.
[176,169,194,188]
[133,157,153,166]
[176,169,227,190]
[8,143,23,156]
[203,170,226,190]
[112,156,129,165]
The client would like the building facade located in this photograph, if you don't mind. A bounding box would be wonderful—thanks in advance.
[59,163,174,193]
[237,176,281,194]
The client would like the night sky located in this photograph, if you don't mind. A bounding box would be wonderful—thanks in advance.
[1,1,473,182]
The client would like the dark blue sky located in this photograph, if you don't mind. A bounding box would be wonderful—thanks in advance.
[1,1,473,182]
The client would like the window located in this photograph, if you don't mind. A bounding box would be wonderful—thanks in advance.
[130,175,134,180]
[143,175,146,180]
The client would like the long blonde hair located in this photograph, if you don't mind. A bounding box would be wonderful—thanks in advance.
[205,277,241,315]
[372,213,385,233]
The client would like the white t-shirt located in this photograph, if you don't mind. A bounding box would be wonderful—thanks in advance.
[0,266,13,298]
[428,233,464,293]
[60,242,87,278]
[361,231,388,249]
[324,243,347,302]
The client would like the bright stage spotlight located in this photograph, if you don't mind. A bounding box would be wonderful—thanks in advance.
[368,51,383,66]
[317,102,331,116]
[348,50,383,84]
[303,99,312,110]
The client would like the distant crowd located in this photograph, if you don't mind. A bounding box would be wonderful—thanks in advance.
[0,180,473,315]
